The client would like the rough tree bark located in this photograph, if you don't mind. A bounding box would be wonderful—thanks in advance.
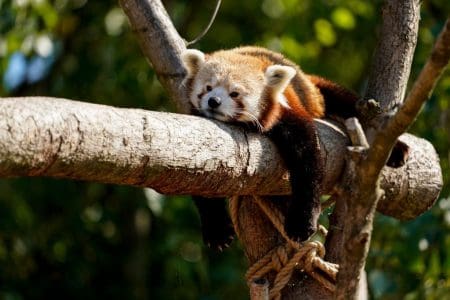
[0,97,440,220]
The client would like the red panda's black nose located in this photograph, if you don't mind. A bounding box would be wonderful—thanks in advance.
[208,97,221,108]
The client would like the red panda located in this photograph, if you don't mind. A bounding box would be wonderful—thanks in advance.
[181,46,359,249]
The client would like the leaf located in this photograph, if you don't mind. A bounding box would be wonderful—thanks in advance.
[314,19,336,47]
[331,7,356,30]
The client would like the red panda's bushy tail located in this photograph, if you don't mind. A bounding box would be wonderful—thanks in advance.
[308,75,359,119]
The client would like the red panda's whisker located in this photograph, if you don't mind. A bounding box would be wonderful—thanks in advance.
[239,110,263,133]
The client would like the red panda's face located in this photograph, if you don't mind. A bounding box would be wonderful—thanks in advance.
[181,49,296,129]
[189,61,266,124]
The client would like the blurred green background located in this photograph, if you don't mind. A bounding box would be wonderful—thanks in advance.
[0,0,450,299]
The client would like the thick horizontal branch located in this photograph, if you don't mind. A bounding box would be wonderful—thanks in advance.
[0,97,441,220]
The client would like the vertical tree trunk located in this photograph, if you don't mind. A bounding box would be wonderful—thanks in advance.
[328,1,421,299]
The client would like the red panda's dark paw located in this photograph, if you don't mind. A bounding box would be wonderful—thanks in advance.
[284,217,317,243]
[202,222,235,251]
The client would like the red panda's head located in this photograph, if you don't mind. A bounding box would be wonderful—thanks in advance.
[181,49,296,129]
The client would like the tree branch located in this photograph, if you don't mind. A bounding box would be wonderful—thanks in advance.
[119,0,188,112]
[0,97,441,220]
[372,18,450,165]
[365,0,420,122]
[0,97,344,195]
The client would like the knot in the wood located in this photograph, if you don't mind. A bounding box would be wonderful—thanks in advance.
[356,98,382,121]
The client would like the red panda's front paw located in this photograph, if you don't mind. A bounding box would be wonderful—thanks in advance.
[284,216,317,242]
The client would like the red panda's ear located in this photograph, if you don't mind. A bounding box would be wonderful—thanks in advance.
[181,49,205,77]
[265,65,296,92]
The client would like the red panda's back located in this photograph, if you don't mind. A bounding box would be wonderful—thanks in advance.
[231,46,325,118]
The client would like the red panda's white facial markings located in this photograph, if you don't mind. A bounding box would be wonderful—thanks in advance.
[199,85,238,121]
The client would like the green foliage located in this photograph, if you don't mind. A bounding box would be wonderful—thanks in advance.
[0,0,449,299]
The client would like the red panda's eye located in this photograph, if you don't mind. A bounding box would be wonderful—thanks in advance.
[206,85,212,91]
[229,92,239,98]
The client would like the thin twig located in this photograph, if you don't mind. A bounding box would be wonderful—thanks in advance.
[186,0,222,46]
[344,118,369,148]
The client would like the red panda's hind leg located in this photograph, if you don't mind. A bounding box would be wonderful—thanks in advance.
[192,196,235,250]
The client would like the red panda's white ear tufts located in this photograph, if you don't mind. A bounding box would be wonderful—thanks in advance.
[265,65,296,92]
[181,49,205,77]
